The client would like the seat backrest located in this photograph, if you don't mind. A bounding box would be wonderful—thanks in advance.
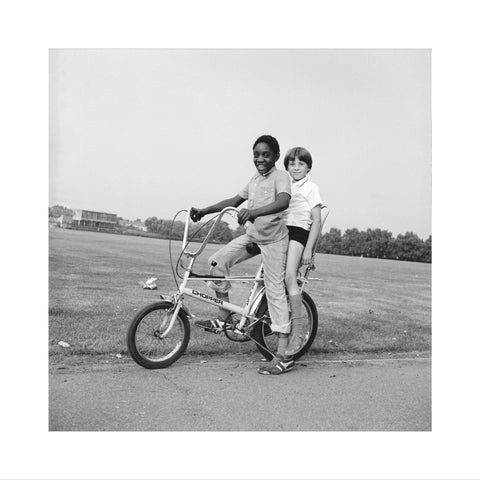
[315,204,330,251]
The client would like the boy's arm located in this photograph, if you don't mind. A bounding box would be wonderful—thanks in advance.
[301,205,322,265]
[237,192,290,225]
[190,195,245,222]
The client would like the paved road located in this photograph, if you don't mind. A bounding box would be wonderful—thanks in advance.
[49,356,431,431]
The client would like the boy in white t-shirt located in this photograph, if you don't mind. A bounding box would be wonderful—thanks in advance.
[282,147,323,357]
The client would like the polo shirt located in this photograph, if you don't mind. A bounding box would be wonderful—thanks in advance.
[238,166,291,244]
[285,177,322,230]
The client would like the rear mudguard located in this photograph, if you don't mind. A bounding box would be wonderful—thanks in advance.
[249,286,266,317]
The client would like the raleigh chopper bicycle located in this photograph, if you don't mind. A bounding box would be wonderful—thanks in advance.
[127,206,329,369]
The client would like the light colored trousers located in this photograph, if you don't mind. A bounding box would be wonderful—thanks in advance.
[207,234,291,334]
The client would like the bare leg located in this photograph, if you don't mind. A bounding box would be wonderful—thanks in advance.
[285,240,304,297]
[284,240,308,356]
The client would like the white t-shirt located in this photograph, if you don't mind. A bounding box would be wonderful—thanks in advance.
[285,177,322,230]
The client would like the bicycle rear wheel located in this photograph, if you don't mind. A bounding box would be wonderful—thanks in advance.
[250,292,318,361]
[127,301,190,369]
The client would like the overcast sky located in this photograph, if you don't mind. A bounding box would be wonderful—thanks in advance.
[49,49,431,238]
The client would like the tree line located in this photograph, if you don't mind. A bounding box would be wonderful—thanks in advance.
[50,206,431,263]
[145,217,431,263]
[144,217,235,244]
[318,228,431,263]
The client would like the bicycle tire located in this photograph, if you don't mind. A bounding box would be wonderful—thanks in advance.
[127,301,190,369]
[250,291,318,361]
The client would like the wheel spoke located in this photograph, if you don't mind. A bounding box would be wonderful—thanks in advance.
[127,303,190,369]
[141,317,157,333]
[135,310,184,361]
[253,293,318,361]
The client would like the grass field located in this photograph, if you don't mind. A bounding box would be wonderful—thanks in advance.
[49,228,431,361]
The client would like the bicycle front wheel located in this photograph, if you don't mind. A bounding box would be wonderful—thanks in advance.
[127,301,190,369]
[251,291,318,361]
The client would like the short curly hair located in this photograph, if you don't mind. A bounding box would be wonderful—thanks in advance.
[253,135,280,157]
[283,147,313,170]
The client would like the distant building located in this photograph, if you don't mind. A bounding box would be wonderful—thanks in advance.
[58,214,73,227]
[49,217,59,228]
[72,209,118,230]
[132,220,147,232]
[118,218,147,232]
[118,218,131,228]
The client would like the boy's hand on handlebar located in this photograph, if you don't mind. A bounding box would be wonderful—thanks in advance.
[237,208,256,225]
[190,207,205,222]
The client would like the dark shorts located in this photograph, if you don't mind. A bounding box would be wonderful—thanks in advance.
[287,225,310,247]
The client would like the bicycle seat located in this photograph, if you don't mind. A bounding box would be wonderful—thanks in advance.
[246,242,261,256]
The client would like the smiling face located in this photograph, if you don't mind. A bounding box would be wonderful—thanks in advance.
[253,142,279,175]
[287,156,310,182]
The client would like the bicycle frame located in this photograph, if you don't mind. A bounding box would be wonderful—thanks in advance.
[179,265,266,326]
[128,205,331,369]
[162,205,329,337]
[162,207,265,336]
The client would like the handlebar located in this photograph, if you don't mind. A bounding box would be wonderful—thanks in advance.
[182,207,239,258]
[181,204,329,263]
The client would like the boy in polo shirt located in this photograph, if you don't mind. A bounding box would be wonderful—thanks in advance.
[190,135,295,374]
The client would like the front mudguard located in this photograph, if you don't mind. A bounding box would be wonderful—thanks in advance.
[159,294,194,319]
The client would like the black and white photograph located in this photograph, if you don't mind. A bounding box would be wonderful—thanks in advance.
[3,1,480,479]
[48,48,432,432]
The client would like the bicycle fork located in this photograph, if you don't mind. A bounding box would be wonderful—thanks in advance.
[159,265,195,338]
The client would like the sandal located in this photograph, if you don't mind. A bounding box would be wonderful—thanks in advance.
[257,356,295,375]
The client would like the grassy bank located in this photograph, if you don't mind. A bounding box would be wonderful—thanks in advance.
[49,228,431,360]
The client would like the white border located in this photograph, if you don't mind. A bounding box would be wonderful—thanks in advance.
[3,0,480,479]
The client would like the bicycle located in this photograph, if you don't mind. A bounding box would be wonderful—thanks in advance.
[127,206,329,369]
